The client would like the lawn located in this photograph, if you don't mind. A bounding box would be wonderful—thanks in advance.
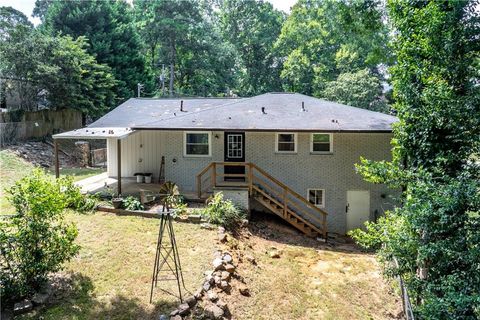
[18,212,218,320]
[0,149,104,214]
[2,149,401,319]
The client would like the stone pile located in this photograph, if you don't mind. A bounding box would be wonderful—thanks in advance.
[7,142,72,168]
[165,228,250,320]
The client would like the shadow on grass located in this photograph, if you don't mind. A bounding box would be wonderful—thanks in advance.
[23,272,178,320]
[242,211,370,255]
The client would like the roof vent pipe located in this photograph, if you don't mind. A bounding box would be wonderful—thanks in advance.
[180,100,184,112]
[261,107,266,114]
[301,101,305,112]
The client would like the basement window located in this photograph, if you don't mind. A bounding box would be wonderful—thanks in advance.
[184,131,211,157]
[311,133,332,153]
[308,189,325,208]
[276,133,297,153]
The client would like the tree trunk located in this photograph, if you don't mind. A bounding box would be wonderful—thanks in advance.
[169,39,176,96]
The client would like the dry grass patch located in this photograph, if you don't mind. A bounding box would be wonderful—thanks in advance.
[20,212,217,320]
[223,216,402,320]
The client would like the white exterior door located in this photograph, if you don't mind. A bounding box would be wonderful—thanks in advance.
[346,190,370,232]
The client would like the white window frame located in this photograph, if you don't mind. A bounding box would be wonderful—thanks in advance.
[183,131,212,157]
[310,133,333,154]
[275,132,297,153]
[307,188,325,208]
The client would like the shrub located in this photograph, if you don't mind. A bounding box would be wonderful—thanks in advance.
[58,175,97,212]
[122,196,144,211]
[203,192,246,230]
[1,169,80,302]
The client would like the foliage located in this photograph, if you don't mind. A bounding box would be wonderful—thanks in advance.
[321,69,389,112]
[122,196,144,211]
[218,0,285,95]
[275,0,390,110]
[0,28,116,116]
[172,202,188,216]
[0,6,33,40]
[58,175,97,213]
[1,169,79,302]
[41,0,148,100]
[203,192,246,230]
[353,1,480,318]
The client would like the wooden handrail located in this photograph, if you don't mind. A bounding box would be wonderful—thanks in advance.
[195,161,328,237]
[250,163,328,218]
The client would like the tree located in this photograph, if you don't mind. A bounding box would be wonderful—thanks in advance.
[41,0,147,100]
[0,170,80,302]
[134,0,236,97]
[218,0,285,95]
[0,6,33,40]
[351,1,480,318]
[276,0,389,109]
[322,69,388,112]
[0,29,116,116]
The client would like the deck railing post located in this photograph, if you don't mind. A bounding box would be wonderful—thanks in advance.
[196,175,201,199]
[211,162,217,189]
[248,163,253,195]
[283,187,288,218]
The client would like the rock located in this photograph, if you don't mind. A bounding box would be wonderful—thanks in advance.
[220,281,229,290]
[203,281,211,292]
[269,251,280,259]
[185,296,197,307]
[204,303,224,319]
[177,303,190,316]
[13,299,33,315]
[220,271,231,281]
[218,233,227,242]
[170,316,182,320]
[205,275,215,285]
[207,291,219,301]
[194,288,203,299]
[214,275,221,285]
[245,255,256,265]
[218,226,225,234]
[32,291,50,306]
[200,223,214,230]
[216,299,227,310]
[169,309,179,317]
[222,253,233,263]
[212,258,224,271]
[239,285,250,297]
[224,263,235,273]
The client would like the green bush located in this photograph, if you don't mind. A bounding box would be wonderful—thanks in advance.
[1,169,80,302]
[58,175,97,212]
[203,192,246,230]
[122,196,144,211]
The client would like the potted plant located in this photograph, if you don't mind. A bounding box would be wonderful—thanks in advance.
[144,173,153,184]
[134,172,144,183]
[111,195,123,209]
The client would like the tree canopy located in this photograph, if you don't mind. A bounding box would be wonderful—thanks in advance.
[351,0,480,318]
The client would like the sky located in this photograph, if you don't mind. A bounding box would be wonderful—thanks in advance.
[0,0,298,26]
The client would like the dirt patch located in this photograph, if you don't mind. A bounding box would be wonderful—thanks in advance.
[218,213,403,320]
[6,141,74,168]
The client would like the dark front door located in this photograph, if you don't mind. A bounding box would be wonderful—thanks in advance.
[224,132,245,181]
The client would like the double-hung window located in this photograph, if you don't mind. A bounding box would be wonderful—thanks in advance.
[184,131,211,157]
[311,133,332,153]
[276,133,297,153]
[308,189,325,208]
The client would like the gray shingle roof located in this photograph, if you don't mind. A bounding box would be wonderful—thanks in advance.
[131,93,397,132]
[54,93,397,140]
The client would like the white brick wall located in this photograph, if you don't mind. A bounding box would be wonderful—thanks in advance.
[107,130,395,234]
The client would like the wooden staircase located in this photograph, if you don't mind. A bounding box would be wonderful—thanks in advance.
[196,162,327,239]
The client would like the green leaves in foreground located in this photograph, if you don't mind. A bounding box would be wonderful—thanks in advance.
[0,169,83,302]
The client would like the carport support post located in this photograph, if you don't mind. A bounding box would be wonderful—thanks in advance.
[54,139,60,178]
[117,139,122,195]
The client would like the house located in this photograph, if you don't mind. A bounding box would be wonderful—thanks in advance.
[53,93,397,237]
